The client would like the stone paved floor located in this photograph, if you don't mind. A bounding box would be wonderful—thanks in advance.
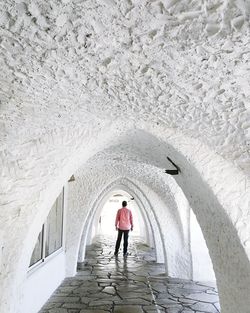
[39,236,220,313]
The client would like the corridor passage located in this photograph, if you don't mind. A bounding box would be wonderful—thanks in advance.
[39,237,220,313]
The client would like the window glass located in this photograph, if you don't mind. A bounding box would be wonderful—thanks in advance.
[29,228,43,266]
[45,191,64,257]
[29,189,64,268]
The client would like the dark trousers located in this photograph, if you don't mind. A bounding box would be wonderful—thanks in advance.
[115,229,129,255]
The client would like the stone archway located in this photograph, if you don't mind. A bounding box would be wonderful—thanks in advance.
[64,128,250,313]
[76,178,165,268]
[87,189,151,248]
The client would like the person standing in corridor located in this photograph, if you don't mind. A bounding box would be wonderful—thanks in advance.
[114,200,133,256]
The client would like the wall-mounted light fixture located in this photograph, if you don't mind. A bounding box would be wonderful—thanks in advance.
[68,175,75,182]
[165,157,180,175]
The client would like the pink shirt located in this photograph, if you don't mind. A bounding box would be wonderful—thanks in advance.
[115,207,133,230]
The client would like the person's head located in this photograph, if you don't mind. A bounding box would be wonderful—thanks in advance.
[122,200,127,207]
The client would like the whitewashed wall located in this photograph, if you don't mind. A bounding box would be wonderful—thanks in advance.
[21,252,65,313]
[190,210,216,281]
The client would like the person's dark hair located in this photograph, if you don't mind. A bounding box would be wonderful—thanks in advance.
[122,200,127,207]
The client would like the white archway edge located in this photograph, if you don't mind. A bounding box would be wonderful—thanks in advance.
[74,178,165,267]
[66,171,190,279]
[81,186,155,262]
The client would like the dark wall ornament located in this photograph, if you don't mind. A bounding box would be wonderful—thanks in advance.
[165,157,180,175]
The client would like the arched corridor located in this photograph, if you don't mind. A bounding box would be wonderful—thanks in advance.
[1,129,250,313]
[88,191,147,242]
[1,1,250,313]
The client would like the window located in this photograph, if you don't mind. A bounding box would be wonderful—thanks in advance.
[30,227,44,266]
[45,191,64,257]
[29,189,64,268]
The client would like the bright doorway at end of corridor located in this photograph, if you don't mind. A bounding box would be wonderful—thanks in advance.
[89,190,149,247]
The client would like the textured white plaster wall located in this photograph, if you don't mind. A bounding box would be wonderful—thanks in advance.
[190,210,216,281]
[151,130,250,313]
[21,252,65,313]
[0,0,249,175]
[0,121,127,313]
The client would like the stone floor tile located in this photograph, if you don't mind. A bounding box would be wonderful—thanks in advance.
[156,292,176,300]
[88,300,113,309]
[186,293,219,303]
[155,297,178,305]
[191,302,219,312]
[114,298,152,305]
[118,290,151,297]
[40,302,63,310]
[117,282,147,290]
[176,298,197,305]
[40,236,220,313]
[114,305,144,313]
[96,278,117,284]
[49,296,80,303]
[142,305,165,312]
[62,303,88,309]
[48,309,68,313]
[132,275,148,283]
[165,308,183,313]
[150,284,168,293]
[102,286,116,295]
[80,309,107,313]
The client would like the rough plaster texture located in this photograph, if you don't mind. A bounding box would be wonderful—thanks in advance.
[190,209,216,281]
[21,251,65,313]
[0,0,249,170]
[0,1,250,313]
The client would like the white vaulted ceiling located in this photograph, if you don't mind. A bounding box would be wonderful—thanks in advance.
[0,0,249,172]
[1,3,250,313]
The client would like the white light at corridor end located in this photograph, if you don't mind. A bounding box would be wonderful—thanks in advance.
[97,192,141,238]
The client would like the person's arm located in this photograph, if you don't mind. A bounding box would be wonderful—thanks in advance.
[130,210,133,231]
[115,209,120,230]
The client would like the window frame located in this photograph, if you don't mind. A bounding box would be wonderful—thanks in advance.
[29,225,45,268]
[28,188,65,272]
